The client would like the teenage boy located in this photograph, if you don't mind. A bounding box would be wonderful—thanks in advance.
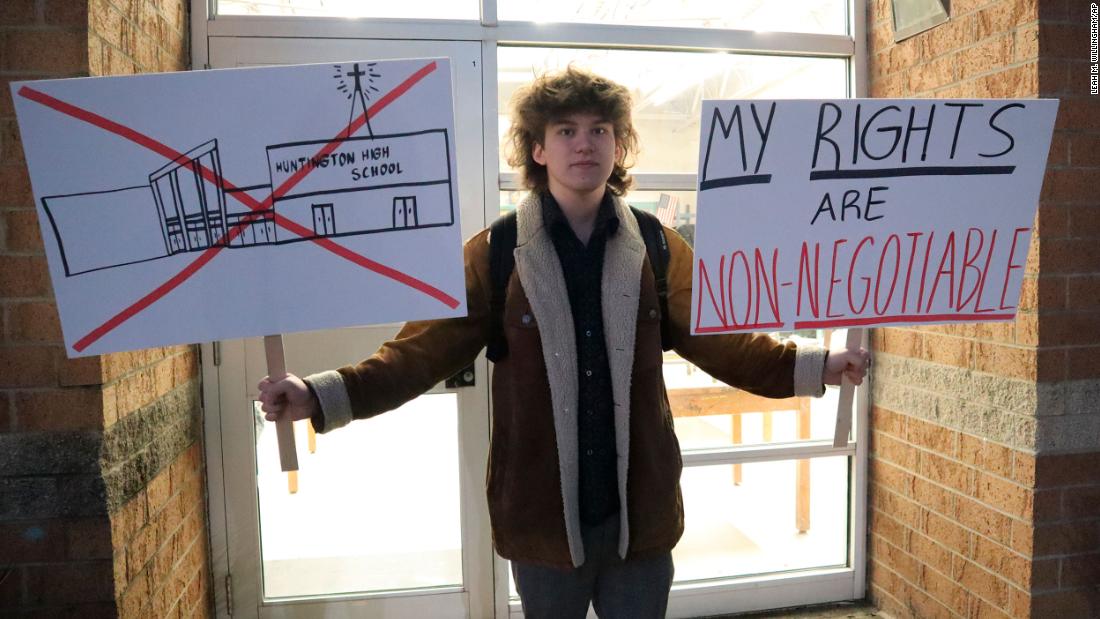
[258,66,870,619]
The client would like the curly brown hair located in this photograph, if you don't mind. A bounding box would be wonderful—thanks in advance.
[505,65,639,196]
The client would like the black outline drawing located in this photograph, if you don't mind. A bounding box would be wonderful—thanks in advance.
[38,64,456,278]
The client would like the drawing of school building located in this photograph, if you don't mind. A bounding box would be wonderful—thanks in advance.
[39,130,454,277]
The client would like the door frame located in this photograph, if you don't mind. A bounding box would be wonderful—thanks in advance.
[195,3,871,617]
[202,36,494,618]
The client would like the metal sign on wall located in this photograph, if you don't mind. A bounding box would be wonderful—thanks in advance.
[12,57,466,357]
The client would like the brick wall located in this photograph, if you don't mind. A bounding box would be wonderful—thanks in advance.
[0,1,209,617]
[867,0,1100,617]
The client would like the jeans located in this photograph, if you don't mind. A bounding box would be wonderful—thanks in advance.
[511,513,675,619]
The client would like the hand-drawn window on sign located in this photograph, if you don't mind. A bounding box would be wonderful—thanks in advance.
[12,58,466,357]
[691,99,1057,334]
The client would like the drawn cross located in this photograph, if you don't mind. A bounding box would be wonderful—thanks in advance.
[18,61,460,354]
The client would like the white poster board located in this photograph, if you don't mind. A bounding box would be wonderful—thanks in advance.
[12,58,466,357]
[691,99,1057,334]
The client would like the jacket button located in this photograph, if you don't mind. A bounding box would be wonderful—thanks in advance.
[521,313,532,325]
[649,308,658,319]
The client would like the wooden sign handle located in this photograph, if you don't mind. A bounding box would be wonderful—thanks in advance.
[265,334,299,472]
[832,328,865,448]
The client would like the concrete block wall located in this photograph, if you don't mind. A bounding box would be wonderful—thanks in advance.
[867,0,1100,617]
[0,1,211,617]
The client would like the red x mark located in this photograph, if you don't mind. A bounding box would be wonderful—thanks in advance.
[19,61,461,353]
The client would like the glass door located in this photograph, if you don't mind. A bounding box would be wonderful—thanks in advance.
[204,38,493,618]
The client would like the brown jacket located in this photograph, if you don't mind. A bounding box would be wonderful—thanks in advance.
[306,193,826,568]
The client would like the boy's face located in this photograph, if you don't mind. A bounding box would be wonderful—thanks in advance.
[532,112,620,201]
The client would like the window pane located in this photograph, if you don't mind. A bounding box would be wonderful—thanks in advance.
[673,457,849,582]
[500,0,847,35]
[498,47,848,176]
[218,0,477,19]
[254,394,462,597]
[669,330,845,450]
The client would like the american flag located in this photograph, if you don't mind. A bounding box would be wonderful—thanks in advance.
[655,193,680,227]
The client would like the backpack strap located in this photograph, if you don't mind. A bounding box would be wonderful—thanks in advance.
[629,206,673,351]
[486,206,673,363]
[486,210,518,363]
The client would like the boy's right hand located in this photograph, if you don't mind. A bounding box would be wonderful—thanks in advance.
[257,373,320,422]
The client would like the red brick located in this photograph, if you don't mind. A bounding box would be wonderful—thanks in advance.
[0,164,34,206]
[0,255,52,297]
[908,55,956,93]
[973,62,1038,97]
[873,430,919,469]
[103,43,137,75]
[147,467,174,516]
[976,472,1031,518]
[908,417,958,455]
[1031,557,1060,590]
[958,33,1014,80]
[922,564,971,616]
[974,342,1036,380]
[0,521,67,563]
[0,29,89,74]
[0,0,38,26]
[1063,485,1100,519]
[59,355,104,386]
[956,556,1011,610]
[1013,20,1039,62]
[970,593,1013,619]
[1067,346,1100,380]
[920,451,970,493]
[875,487,924,530]
[1037,348,1068,381]
[1009,518,1032,555]
[66,518,113,560]
[872,406,907,438]
[1043,130,1069,167]
[1031,588,1100,617]
[111,490,148,547]
[126,523,158,581]
[8,301,63,342]
[872,510,910,549]
[1039,23,1088,59]
[909,528,954,570]
[2,119,24,165]
[14,387,103,431]
[3,208,45,252]
[45,0,87,26]
[957,495,1012,544]
[925,510,971,553]
[1018,275,1065,312]
[1061,552,1100,587]
[0,393,11,432]
[1032,488,1062,523]
[0,345,58,388]
[972,534,1030,588]
[1035,203,1070,238]
[873,535,921,584]
[976,0,1037,38]
[1069,134,1100,167]
[1034,521,1100,557]
[1036,451,1100,487]
[119,568,150,619]
[23,561,114,605]
[872,457,915,497]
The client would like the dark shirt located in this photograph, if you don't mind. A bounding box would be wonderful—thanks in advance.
[541,190,621,525]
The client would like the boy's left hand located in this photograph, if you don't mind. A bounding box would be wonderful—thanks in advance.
[823,347,871,386]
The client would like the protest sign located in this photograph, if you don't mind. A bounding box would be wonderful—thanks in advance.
[12,57,466,358]
[691,99,1057,334]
